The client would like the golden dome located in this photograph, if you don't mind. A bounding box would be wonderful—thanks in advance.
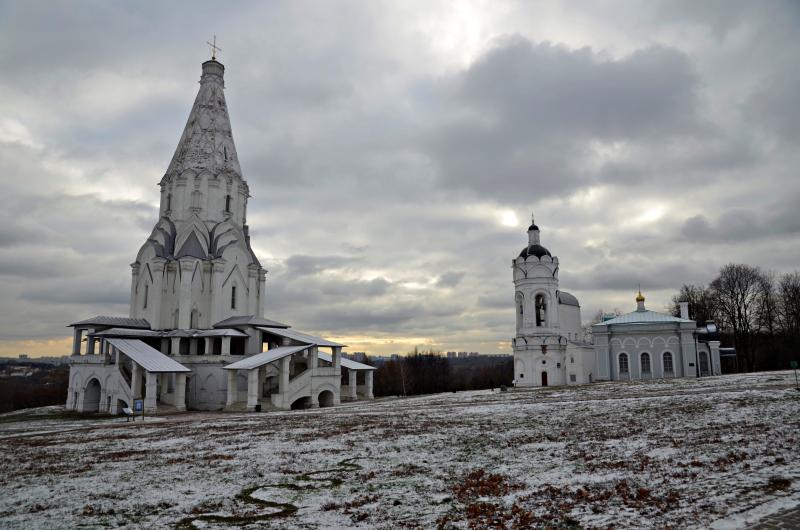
[635,289,645,302]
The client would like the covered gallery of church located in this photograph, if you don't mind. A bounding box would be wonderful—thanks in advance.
[511,220,722,387]
[66,57,375,414]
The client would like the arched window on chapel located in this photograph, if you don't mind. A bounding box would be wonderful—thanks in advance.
[515,292,524,328]
[619,353,629,375]
[663,352,674,375]
[641,352,651,375]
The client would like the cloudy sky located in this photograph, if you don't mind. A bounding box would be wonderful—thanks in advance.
[1,1,798,357]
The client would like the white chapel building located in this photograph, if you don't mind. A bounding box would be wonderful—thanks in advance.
[511,218,722,387]
[66,57,375,414]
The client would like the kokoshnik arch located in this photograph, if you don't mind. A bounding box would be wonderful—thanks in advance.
[65,57,375,414]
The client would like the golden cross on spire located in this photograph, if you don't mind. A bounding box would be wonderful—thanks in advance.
[531,212,535,225]
[206,35,222,60]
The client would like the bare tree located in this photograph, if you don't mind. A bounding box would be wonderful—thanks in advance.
[709,264,765,371]
[669,284,718,326]
[777,272,800,336]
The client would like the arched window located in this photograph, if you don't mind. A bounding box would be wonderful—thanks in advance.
[166,193,172,212]
[663,352,674,375]
[619,353,629,374]
[191,190,202,211]
[190,308,199,329]
[225,194,232,213]
[515,292,524,329]
[641,352,651,374]
[535,294,547,327]
[231,285,237,309]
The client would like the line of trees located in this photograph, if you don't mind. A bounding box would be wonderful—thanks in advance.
[669,264,800,372]
[369,350,513,397]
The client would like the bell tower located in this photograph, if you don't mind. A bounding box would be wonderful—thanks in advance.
[512,215,561,337]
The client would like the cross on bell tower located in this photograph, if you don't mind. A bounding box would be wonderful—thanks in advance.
[206,35,222,61]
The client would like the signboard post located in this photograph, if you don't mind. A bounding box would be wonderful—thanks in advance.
[133,398,144,421]
[791,360,798,391]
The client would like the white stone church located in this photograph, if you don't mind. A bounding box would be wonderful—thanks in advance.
[66,57,375,414]
[511,220,721,387]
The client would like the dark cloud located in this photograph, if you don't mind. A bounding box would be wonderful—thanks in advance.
[424,37,702,201]
[436,271,464,288]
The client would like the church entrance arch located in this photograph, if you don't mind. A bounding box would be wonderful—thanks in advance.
[318,390,334,408]
[541,371,548,387]
[82,378,101,412]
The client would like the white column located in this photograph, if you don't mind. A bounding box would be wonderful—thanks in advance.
[332,346,342,375]
[279,357,290,394]
[86,329,96,354]
[150,259,166,329]
[171,337,182,356]
[349,370,357,400]
[131,362,142,399]
[204,337,213,355]
[129,262,140,318]
[247,368,260,411]
[709,340,722,376]
[160,338,170,355]
[72,329,83,355]
[226,370,237,406]
[310,346,318,373]
[221,336,231,355]
[248,265,258,315]
[178,260,194,329]
[76,389,86,412]
[210,260,226,326]
[365,371,374,399]
[175,373,187,411]
[258,270,267,318]
[189,338,198,355]
[144,372,158,412]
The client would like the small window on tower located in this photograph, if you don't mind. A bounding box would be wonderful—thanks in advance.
[231,285,237,309]
[225,195,232,213]
[166,194,172,212]
[143,285,148,309]
[570,374,577,382]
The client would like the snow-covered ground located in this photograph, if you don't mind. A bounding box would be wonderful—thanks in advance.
[1,371,799,529]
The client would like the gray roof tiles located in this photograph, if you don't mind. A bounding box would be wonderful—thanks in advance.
[213,315,290,329]
[69,316,150,329]
[594,310,695,326]
[107,338,191,373]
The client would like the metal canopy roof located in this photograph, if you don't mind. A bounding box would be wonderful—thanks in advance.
[69,316,150,329]
[213,315,290,329]
[195,328,249,337]
[257,326,346,347]
[93,328,247,338]
[223,345,309,370]
[107,338,191,373]
[92,328,162,338]
[318,352,376,371]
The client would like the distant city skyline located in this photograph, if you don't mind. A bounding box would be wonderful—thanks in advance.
[1,1,798,357]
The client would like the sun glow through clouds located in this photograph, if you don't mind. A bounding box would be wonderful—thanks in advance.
[500,210,519,227]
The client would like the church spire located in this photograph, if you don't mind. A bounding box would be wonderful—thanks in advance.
[163,57,243,183]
